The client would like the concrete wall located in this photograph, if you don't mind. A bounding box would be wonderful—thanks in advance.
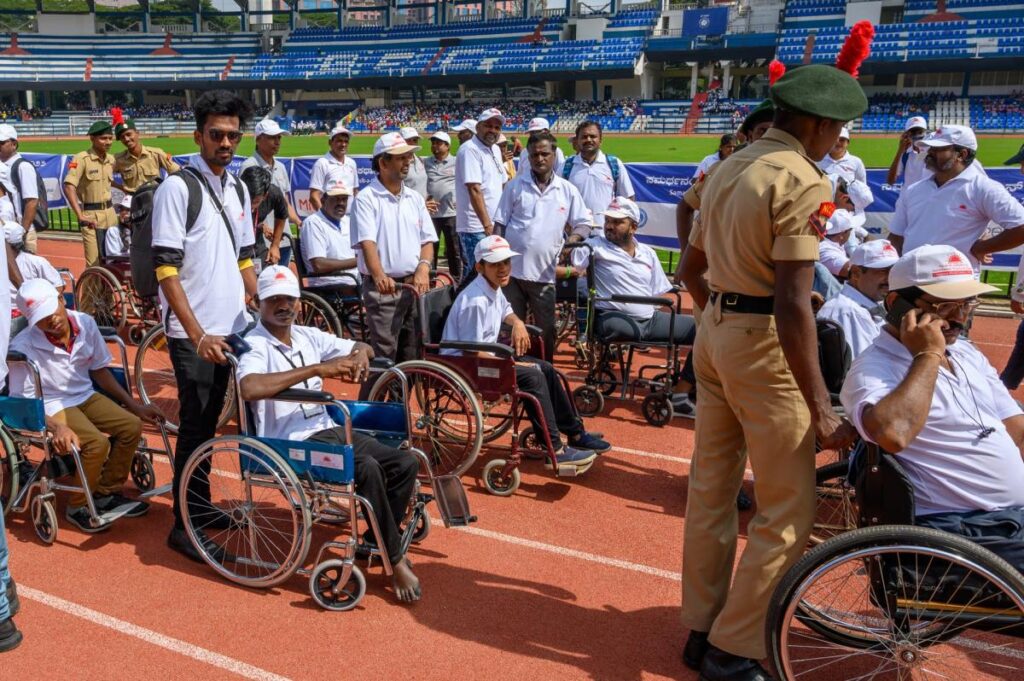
[37,13,95,35]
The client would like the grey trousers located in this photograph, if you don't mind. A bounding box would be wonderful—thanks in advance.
[361,276,419,363]
[503,277,556,361]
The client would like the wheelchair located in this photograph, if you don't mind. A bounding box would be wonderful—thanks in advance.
[766,442,1024,679]
[176,354,474,611]
[1,327,174,543]
[291,234,366,340]
[74,234,161,344]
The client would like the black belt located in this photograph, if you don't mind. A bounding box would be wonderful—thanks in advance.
[83,200,112,211]
[710,291,775,315]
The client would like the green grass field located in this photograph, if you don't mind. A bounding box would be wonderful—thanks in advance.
[16,132,1024,168]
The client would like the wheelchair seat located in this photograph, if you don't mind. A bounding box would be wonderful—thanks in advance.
[817,318,851,401]
[420,285,456,347]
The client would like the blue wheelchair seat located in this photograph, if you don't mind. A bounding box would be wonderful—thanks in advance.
[0,395,47,433]
[249,437,356,485]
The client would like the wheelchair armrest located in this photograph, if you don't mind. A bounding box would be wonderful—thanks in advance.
[97,326,119,339]
[6,351,27,362]
[524,324,543,337]
[272,388,337,404]
[438,341,515,358]
[603,294,676,310]
[336,272,361,287]
[370,357,395,371]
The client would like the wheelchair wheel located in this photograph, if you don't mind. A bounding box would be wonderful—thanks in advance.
[368,360,483,478]
[591,368,618,397]
[31,495,57,545]
[482,459,520,497]
[309,560,365,612]
[76,266,129,334]
[517,426,546,461]
[480,398,515,445]
[554,300,576,345]
[1,427,20,515]
[410,512,431,544]
[810,461,857,545]
[131,451,156,493]
[572,385,604,417]
[179,436,312,589]
[641,392,673,427]
[298,291,343,338]
[766,525,1024,681]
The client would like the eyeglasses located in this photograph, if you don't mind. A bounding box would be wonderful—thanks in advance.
[925,298,981,317]
[206,129,243,143]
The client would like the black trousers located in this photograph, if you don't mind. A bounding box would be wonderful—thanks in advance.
[515,358,582,451]
[431,216,461,281]
[917,506,1024,574]
[504,278,557,362]
[308,428,419,564]
[595,309,698,390]
[168,336,233,531]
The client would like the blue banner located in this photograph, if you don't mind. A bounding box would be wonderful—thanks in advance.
[22,152,69,209]
[683,7,729,36]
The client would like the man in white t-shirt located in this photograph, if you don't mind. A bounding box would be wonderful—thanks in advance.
[0,227,18,652]
[889,125,1024,272]
[693,134,737,180]
[309,122,358,211]
[4,222,62,299]
[240,119,299,267]
[562,120,634,226]
[818,239,899,358]
[400,127,430,200]
[517,118,565,174]
[841,245,1024,571]
[887,116,929,193]
[817,127,866,184]
[818,209,863,279]
[300,169,359,303]
[0,124,41,255]
[451,119,477,145]
[104,194,132,258]
[455,108,507,275]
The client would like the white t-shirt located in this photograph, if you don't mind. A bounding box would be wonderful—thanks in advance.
[572,236,672,320]
[9,310,112,416]
[105,227,129,257]
[0,195,15,223]
[350,178,437,278]
[817,151,867,184]
[455,136,507,234]
[4,153,39,222]
[897,147,931,192]
[841,330,1024,516]
[402,155,428,199]
[150,158,255,339]
[518,146,565,176]
[300,209,358,287]
[440,273,512,355]
[309,153,359,194]
[493,173,589,284]
[236,322,355,441]
[0,239,10,385]
[817,283,884,358]
[693,152,723,179]
[240,153,293,248]
[889,163,1024,272]
[10,251,62,299]
[563,151,635,218]
[818,239,850,277]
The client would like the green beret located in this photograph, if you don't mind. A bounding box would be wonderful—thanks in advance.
[770,64,868,122]
[740,99,774,133]
[87,120,113,136]
[114,119,137,139]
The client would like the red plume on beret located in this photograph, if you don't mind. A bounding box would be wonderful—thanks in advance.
[835,21,875,78]
[110,106,125,126]
[768,59,786,86]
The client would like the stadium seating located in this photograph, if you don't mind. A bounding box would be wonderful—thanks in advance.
[782,0,848,29]
[286,16,567,49]
[857,93,1024,132]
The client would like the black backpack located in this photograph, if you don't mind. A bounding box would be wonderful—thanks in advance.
[11,157,49,232]
[130,168,245,299]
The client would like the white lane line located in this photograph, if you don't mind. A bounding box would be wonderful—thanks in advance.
[608,446,755,479]
[19,586,292,681]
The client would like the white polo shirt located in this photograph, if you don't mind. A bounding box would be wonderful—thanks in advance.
[518,146,565,176]
[301,209,358,287]
[563,151,635,218]
[817,283,884,358]
[889,163,1024,272]
[240,153,293,248]
[572,236,671,320]
[9,310,112,416]
[105,227,129,257]
[455,136,506,234]
[897,148,931,193]
[309,153,359,194]
[817,151,867,184]
[350,178,437,279]
[819,239,850,277]
[4,153,40,222]
[494,172,589,284]
[10,251,62,298]
[842,330,1024,516]
[151,158,255,340]
[0,240,10,385]
[693,152,723,179]
[440,273,512,356]
[236,322,356,441]
[403,155,428,199]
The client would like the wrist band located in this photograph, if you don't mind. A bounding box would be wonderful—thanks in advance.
[417,259,431,269]
[913,350,944,363]
[197,333,207,349]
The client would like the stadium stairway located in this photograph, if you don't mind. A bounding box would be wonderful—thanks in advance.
[683,93,707,134]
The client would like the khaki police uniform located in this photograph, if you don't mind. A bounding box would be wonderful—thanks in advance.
[114,144,180,193]
[65,150,116,266]
[680,127,834,659]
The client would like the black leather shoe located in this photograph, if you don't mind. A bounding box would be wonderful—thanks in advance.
[0,617,23,653]
[699,646,772,681]
[682,630,709,670]
[167,528,233,564]
[737,488,753,511]
[5,580,18,618]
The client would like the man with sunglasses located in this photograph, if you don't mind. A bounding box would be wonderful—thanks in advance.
[150,90,258,563]
[841,244,1024,573]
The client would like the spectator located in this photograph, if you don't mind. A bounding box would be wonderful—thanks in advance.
[693,134,737,180]
[817,127,867,184]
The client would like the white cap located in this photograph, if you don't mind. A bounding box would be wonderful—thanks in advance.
[329,123,351,139]
[825,209,864,236]
[478,108,505,124]
[3,220,24,245]
[373,132,420,157]
[527,117,550,132]
[430,131,451,144]
[0,123,17,141]
[839,126,851,140]
[323,166,354,196]
[254,119,289,137]
[850,239,899,269]
[497,134,508,144]
[400,127,420,141]
[452,119,477,132]
[117,194,132,210]
[601,196,641,224]
[919,124,977,151]
[889,245,997,299]
[257,265,300,300]
[586,209,602,227]
[17,278,61,327]
[904,116,928,132]
[474,234,519,263]
[845,179,874,213]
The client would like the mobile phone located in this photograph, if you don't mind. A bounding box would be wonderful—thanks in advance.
[885,295,917,328]
[224,333,251,357]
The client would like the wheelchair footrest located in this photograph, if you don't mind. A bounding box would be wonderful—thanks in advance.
[555,462,594,478]
[138,483,172,499]
[431,475,474,527]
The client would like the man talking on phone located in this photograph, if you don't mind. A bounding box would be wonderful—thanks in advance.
[841,244,1024,573]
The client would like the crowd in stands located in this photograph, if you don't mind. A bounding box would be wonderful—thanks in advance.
[865,92,957,117]
[542,98,642,117]
[0,106,52,121]
[290,119,327,135]
[978,92,1024,116]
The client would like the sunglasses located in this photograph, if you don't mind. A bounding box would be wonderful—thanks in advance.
[206,128,243,143]
[925,297,981,317]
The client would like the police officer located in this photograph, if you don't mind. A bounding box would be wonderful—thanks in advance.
[112,109,180,194]
[64,120,117,266]
[677,62,864,680]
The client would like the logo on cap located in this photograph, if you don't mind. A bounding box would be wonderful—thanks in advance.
[818,202,837,219]
[488,237,509,251]
[275,271,288,280]
[934,252,973,278]
[882,244,898,256]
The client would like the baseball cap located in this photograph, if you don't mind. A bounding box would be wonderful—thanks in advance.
[0,123,17,141]
[904,116,928,132]
[601,197,641,224]
[3,220,24,245]
[430,131,451,144]
[474,235,519,264]
[919,125,977,151]
[527,117,550,132]
[845,179,874,213]
[254,119,289,137]
[1005,143,1024,165]
[839,126,851,140]
[824,209,864,236]
[478,108,505,124]
[497,134,508,144]
[452,119,477,132]
[257,265,300,300]
[17,278,61,327]
[329,123,351,139]
[850,239,899,269]
[322,167,353,196]
[373,132,420,157]
[117,194,132,210]
[889,245,998,299]
[400,127,420,141]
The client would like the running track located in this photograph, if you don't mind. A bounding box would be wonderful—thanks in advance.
[3,237,1020,680]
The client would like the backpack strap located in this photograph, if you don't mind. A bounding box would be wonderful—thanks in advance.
[561,155,575,180]
[606,154,621,187]
[10,157,24,196]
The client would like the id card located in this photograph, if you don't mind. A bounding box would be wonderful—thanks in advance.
[301,403,325,419]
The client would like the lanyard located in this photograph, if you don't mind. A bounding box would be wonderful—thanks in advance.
[274,345,311,388]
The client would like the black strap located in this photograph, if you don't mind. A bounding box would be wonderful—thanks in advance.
[273,345,312,389]
[710,291,775,315]
[182,165,239,254]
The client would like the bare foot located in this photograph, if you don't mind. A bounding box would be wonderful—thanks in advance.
[392,558,421,603]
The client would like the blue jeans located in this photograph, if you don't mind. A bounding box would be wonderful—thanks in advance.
[813,262,842,301]
[459,232,487,279]
[0,508,10,620]
[1001,319,1024,390]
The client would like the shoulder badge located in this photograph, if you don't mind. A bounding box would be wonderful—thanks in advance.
[808,202,836,239]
